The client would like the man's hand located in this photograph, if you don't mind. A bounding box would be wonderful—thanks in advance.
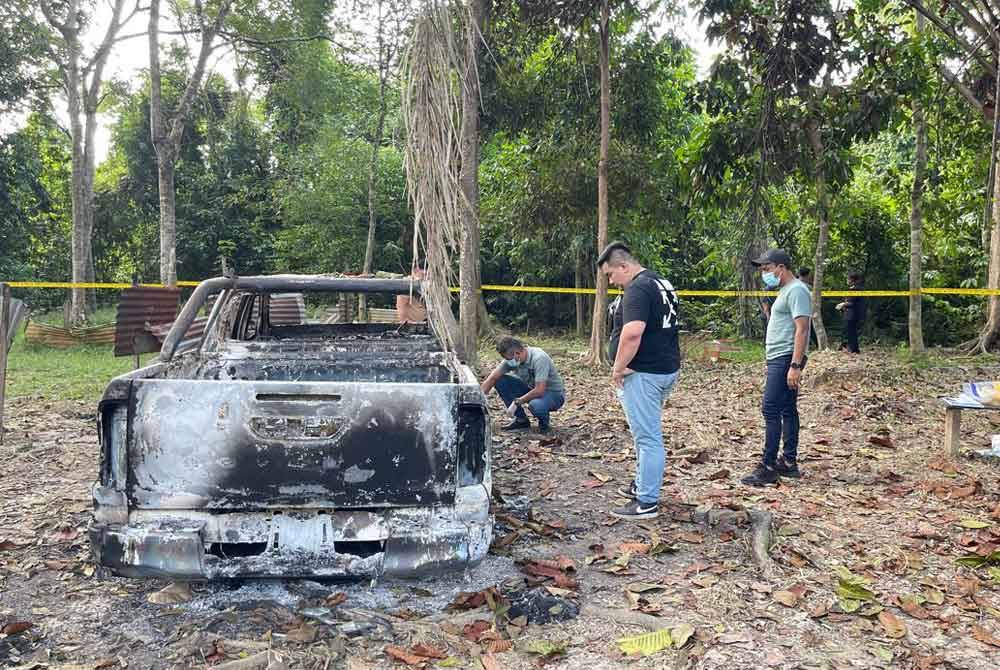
[835,302,845,311]
[612,367,634,389]
[787,367,802,390]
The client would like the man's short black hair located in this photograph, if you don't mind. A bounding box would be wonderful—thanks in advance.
[848,271,864,283]
[496,336,524,355]
[596,241,633,268]
[798,267,812,277]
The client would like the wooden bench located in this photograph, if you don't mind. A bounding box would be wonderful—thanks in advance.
[940,397,1000,458]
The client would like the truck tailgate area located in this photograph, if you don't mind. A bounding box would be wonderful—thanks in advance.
[126,379,459,509]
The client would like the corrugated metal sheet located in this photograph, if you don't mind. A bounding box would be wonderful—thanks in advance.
[25,321,117,347]
[269,293,306,325]
[114,287,181,356]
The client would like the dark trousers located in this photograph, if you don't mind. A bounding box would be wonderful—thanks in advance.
[761,355,799,467]
[844,319,861,353]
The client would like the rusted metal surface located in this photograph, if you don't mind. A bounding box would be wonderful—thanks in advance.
[90,275,490,579]
[24,320,116,347]
[113,287,180,356]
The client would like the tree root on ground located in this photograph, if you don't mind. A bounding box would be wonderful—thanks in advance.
[684,506,775,579]
[579,605,675,631]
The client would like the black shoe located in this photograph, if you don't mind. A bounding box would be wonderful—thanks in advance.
[774,458,801,478]
[617,481,637,499]
[740,464,779,487]
[501,419,530,431]
[537,422,551,434]
[611,500,658,520]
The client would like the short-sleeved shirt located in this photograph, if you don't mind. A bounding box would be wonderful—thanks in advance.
[608,269,681,375]
[765,278,812,359]
[503,346,565,395]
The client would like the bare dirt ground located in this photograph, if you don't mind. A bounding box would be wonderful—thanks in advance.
[4,348,1000,669]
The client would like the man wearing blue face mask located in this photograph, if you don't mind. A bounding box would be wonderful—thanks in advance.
[481,336,566,434]
[742,249,812,486]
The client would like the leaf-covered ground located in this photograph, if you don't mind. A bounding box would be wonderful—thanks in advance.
[3,347,1000,669]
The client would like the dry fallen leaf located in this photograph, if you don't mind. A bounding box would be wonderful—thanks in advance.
[147,582,192,605]
[619,542,651,555]
[971,624,1000,648]
[385,645,426,665]
[53,526,80,542]
[773,591,800,607]
[484,639,513,653]
[325,591,347,607]
[285,623,317,643]
[411,643,448,659]
[1,621,33,635]
[480,654,502,670]
[878,610,906,639]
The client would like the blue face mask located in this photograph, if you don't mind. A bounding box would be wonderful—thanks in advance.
[762,271,780,288]
[506,357,520,368]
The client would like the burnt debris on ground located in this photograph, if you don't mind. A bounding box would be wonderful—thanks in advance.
[4,349,1000,667]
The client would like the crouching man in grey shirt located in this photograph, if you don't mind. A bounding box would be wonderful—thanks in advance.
[481,336,566,434]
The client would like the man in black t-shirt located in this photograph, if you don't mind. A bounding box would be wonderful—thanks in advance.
[598,241,681,521]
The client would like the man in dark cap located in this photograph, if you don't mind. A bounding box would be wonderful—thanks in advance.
[742,249,811,486]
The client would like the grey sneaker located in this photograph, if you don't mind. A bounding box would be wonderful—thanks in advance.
[611,500,658,520]
[617,481,637,499]
[740,464,779,487]
[774,458,801,478]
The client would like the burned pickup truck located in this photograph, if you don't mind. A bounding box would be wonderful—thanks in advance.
[89,275,492,578]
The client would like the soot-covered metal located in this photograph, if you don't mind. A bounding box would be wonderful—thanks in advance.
[89,275,492,579]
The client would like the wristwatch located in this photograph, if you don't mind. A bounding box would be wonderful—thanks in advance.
[790,361,804,370]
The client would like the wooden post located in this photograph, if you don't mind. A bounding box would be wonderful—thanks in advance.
[0,283,9,445]
[943,407,962,458]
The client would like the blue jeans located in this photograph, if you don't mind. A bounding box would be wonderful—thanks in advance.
[617,370,680,505]
[494,374,565,427]
[762,355,799,467]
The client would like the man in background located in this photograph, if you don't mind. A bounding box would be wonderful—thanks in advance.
[837,271,866,353]
[480,336,566,434]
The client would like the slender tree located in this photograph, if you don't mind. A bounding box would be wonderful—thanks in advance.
[583,0,611,366]
[39,0,143,326]
[904,0,1000,350]
[359,0,409,319]
[908,11,928,352]
[149,0,233,287]
[459,0,487,363]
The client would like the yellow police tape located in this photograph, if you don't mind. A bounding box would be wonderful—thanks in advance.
[3,280,1000,297]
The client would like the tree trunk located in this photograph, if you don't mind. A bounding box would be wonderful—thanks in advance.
[83,89,99,311]
[63,4,88,328]
[584,0,611,367]
[971,46,1000,351]
[157,158,178,286]
[459,0,485,366]
[360,0,390,321]
[149,0,232,288]
[909,12,927,353]
[980,164,1000,350]
[805,118,831,350]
